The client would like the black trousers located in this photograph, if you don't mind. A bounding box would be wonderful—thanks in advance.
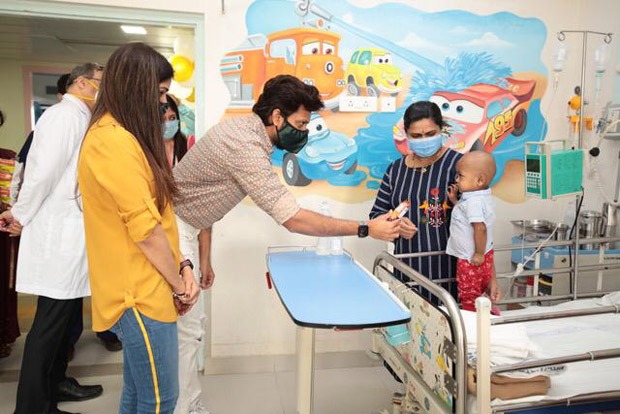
[15,296,82,414]
[67,300,83,349]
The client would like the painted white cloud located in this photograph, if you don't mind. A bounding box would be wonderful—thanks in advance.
[398,32,451,55]
[463,32,513,48]
[342,13,354,24]
[450,26,471,36]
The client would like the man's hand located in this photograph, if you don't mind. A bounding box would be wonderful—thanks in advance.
[447,184,459,205]
[0,210,22,237]
[368,212,400,241]
[471,252,484,266]
[200,262,215,289]
[398,217,418,240]
[0,210,14,230]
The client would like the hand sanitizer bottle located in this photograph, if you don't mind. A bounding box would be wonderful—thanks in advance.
[316,201,332,255]
[330,236,344,255]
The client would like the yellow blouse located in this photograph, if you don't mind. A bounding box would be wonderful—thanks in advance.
[78,113,180,331]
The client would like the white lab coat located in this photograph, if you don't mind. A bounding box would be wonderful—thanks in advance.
[11,94,91,299]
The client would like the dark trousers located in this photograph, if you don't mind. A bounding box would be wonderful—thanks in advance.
[67,299,83,349]
[15,296,82,414]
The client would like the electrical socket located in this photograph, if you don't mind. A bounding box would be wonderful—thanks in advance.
[339,96,378,112]
[380,97,396,112]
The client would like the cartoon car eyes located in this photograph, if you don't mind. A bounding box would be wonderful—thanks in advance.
[307,117,328,136]
[372,54,392,65]
[301,42,335,56]
[302,41,321,55]
[430,96,485,124]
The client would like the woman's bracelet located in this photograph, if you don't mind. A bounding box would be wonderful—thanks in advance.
[180,259,194,274]
[172,291,187,299]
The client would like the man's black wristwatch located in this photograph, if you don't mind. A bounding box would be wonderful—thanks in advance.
[357,221,369,238]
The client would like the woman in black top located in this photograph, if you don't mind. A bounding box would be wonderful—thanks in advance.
[370,101,462,301]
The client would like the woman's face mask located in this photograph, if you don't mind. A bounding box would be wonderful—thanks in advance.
[162,120,179,141]
[275,119,309,154]
[407,134,444,158]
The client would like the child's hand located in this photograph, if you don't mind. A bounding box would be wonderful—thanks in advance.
[398,217,418,240]
[470,252,484,266]
[447,184,459,205]
[487,270,501,303]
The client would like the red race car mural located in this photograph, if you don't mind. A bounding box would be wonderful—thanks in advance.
[393,77,536,155]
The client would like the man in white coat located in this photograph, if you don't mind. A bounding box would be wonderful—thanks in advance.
[0,63,104,414]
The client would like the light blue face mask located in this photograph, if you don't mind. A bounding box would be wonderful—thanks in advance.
[163,120,179,141]
[408,134,444,158]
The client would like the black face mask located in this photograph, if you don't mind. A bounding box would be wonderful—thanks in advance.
[275,119,309,154]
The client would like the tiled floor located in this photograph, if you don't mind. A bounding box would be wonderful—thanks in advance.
[4,332,620,414]
[0,330,397,414]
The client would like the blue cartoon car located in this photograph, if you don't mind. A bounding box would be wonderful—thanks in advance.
[271,113,361,186]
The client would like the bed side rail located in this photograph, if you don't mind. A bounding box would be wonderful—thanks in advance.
[475,296,620,414]
[373,252,468,414]
[493,391,620,413]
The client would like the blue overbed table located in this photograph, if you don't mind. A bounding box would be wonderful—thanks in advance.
[266,248,411,414]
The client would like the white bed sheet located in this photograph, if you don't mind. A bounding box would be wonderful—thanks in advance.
[471,297,620,408]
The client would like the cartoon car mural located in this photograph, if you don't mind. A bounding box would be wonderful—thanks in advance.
[392,78,536,155]
[430,77,536,153]
[344,48,403,97]
[220,27,345,110]
[271,113,358,186]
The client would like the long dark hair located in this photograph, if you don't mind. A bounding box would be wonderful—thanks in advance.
[403,101,447,131]
[91,43,176,211]
[165,94,188,162]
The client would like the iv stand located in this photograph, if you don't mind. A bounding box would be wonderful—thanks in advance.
[557,30,613,300]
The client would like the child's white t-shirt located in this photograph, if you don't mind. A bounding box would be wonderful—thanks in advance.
[445,188,495,261]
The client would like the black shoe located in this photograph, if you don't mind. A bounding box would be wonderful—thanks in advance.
[101,336,122,352]
[55,377,103,402]
[50,409,82,414]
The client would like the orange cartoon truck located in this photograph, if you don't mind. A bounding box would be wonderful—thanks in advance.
[220,27,346,110]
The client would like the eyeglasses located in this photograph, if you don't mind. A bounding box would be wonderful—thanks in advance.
[86,77,102,82]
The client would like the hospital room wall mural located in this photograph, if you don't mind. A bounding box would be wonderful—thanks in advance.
[219,0,548,204]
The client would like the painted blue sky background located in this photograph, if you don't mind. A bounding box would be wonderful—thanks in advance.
[246,0,548,76]
[245,0,549,187]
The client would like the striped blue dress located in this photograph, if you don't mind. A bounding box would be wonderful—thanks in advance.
[370,149,462,302]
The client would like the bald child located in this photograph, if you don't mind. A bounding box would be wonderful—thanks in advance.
[445,151,500,313]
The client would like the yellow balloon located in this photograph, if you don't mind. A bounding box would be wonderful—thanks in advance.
[170,55,194,83]
[186,87,195,103]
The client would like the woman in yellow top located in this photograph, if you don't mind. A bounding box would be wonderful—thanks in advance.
[78,42,200,414]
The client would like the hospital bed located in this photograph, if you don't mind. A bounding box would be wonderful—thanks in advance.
[371,251,620,414]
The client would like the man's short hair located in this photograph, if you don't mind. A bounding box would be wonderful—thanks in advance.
[252,75,324,124]
[56,73,70,95]
[67,63,104,87]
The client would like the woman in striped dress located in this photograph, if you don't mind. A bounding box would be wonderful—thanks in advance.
[370,101,462,302]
